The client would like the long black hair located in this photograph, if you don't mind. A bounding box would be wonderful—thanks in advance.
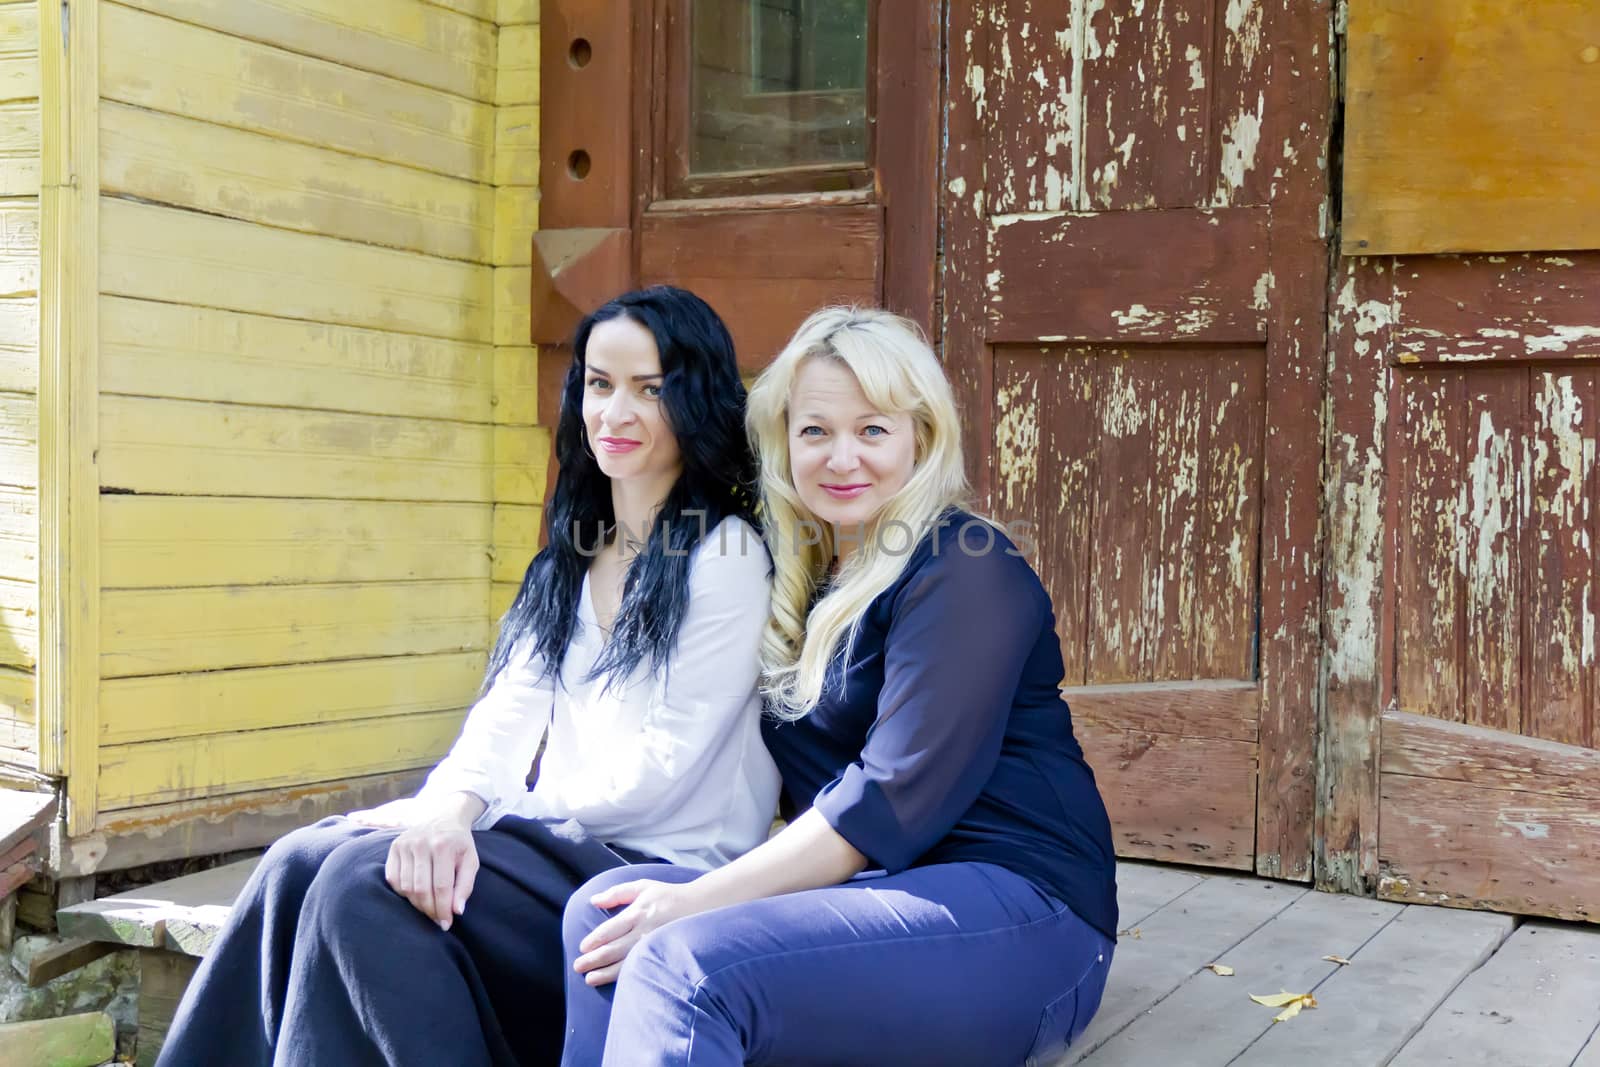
[484,286,760,690]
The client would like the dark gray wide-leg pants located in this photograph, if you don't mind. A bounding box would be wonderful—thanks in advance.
[156,814,641,1067]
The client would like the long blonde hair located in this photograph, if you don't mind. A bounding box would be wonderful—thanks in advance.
[746,307,970,719]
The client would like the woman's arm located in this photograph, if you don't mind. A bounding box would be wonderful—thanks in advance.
[575,533,1048,983]
[574,808,863,983]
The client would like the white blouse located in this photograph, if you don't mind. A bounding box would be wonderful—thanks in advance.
[417,517,781,870]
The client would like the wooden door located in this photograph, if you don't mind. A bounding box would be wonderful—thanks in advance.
[944,2,1332,878]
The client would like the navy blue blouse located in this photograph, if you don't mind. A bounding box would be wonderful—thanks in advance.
[761,510,1119,939]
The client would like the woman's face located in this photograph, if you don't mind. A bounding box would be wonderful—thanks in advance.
[581,317,682,488]
[787,357,916,530]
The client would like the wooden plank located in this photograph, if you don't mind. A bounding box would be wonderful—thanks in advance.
[98,395,529,504]
[0,102,38,195]
[100,579,490,677]
[491,503,540,585]
[0,197,37,294]
[1146,354,1203,682]
[136,951,199,1067]
[496,23,540,106]
[61,769,424,876]
[493,264,533,347]
[1080,891,1401,1065]
[639,206,883,371]
[1039,351,1097,682]
[1394,369,1464,721]
[0,666,39,759]
[494,103,539,187]
[59,858,259,951]
[98,709,467,808]
[1064,874,1307,1063]
[493,345,538,425]
[117,0,496,101]
[1110,862,1205,930]
[0,484,34,582]
[15,937,117,986]
[100,200,493,344]
[985,209,1270,344]
[1525,369,1595,746]
[100,3,494,182]
[0,575,37,668]
[0,3,35,105]
[1194,350,1266,679]
[1317,259,1395,894]
[1344,2,1600,254]
[1459,370,1524,733]
[1089,356,1160,682]
[1391,924,1600,1066]
[1236,904,1514,1066]
[0,390,35,490]
[984,0,1077,215]
[100,104,495,264]
[1077,723,1256,870]
[490,579,518,620]
[0,294,37,393]
[101,296,495,422]
[496,0,538,26]
[1081,0,1210,210]
[1067,682,1259,744]
[1380,712,1600,921]
[0,788,53,855]
[100,651,485,745]
[0,1012,113,1067]
[1391,253,1600,361]
[1209,0,1270,206]
[102,497,493,589]
[492,186,540,267]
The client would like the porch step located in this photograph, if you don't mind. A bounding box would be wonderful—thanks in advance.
[56,858,258,957]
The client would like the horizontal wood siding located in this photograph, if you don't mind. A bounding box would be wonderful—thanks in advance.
[0,0,36,758]
[92,3,547,821]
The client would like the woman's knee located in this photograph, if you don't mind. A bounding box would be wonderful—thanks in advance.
[254,818,368,895]
[298,831,399,925]
[560,863,686,951]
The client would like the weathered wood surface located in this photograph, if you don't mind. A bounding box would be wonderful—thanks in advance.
[1238,905,1514,1065]
[1081,890,1401,1064]
[0,1011,114,1067]
[1379,709,1600,924]
[1071,862,1600,1067]
[58,858,259,953]
[1390,924,1600,1066]
[1066,874,1306,1062]
[1344,2,1600,255]
[136,950,199,1067]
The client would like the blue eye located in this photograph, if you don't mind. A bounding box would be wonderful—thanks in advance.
[862,425,888,437]
[642,384,662,399]
[587,377,610,390]
[798,426,825,437]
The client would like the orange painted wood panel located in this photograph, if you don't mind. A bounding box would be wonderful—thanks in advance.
[1344,0,1600,254]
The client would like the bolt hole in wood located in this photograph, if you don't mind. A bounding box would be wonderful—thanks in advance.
[567,150,591,180]
[569,37,592,68]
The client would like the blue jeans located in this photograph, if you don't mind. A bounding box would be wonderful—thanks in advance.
[561,861,1113,1067]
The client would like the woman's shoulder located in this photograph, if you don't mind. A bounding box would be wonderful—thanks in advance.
[690,515,772,583]
[890,509,1048,611]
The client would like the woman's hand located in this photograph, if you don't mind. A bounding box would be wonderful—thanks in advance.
[385,819,479,931]
[572,879,708,986]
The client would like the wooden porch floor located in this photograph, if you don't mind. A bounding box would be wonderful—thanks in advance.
[1073,861,1600,1066]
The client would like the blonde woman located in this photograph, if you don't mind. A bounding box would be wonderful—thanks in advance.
[558,308,1119,1066]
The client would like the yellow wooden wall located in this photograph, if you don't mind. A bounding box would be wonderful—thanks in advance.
[0,0,39,767]
[84,0,546,830]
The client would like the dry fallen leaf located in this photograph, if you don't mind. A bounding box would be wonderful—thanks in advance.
[1250,991,1318,1023]
[1119,927,1142,940]
[1323,955,1352,966]
[1205,963,1235,976]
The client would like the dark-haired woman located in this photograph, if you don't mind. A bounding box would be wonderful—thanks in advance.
[156,287,780,1067]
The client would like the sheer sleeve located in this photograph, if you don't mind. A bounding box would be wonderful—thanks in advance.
[811,532,1046,871]
[416,639,554,830]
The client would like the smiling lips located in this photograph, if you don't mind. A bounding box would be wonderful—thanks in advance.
[599,437,642,454]
[820,483,872,500]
